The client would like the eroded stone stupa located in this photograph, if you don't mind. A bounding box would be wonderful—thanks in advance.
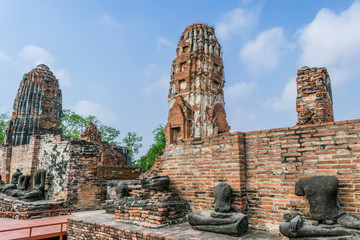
[165,24,230,144]
[4,64,62,146]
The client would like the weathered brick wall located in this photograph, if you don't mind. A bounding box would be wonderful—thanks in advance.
[38,134,72,201]
[97,166,141,180]
[0,195,64,219]
[245,119,360,232]
[1,135,41,184]
[65,139,100,210]
[150,119,360,234]
[150,132,247,212]
[8,144,30,175]
[67,219,166,240]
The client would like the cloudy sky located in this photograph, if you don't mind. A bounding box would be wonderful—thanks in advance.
[0,0,359,156]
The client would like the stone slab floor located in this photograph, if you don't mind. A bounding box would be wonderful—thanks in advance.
[71,210,285,240]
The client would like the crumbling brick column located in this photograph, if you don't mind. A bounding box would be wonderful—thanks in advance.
[296,66,334,125]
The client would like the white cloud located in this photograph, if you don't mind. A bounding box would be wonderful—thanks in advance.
[140,64,169,95]
[157,37,173,48]
[266,77,296,111]
[54,69,71,87]
[298,1,360,85]
[240,27,291,73]
[225,81,257,99]
[215,5,261,41]
[146,74,169,95]
[100,13,125,29]
[20,45,55,66]
[228,107,257,131]
[0,52,12,63]
[73,100,117,124]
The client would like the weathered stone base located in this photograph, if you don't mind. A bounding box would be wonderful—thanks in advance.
[0,193,65,219]
[290,237,360,240]
[116,191,188,227]
[280,221,360,240]
[188,210,248,236]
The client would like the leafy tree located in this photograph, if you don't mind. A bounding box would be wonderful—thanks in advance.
[60,109,88,139]
[138,125,165,172]
[0,113,10,144]
[60,109,120,144]
[122,131,143,164]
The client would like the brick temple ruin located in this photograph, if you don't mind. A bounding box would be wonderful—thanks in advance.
[65,24,360,239]
[1,24,359,239]
[0,64,140,213]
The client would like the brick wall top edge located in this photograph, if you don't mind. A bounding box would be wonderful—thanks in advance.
[167,118,360,144]
[170,132,245,145]
[97,165,140,170]
[245,118,360,135]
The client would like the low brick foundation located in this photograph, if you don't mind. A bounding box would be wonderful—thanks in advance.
[0,193,65,219]
[68,218,166,240]
[115,180,188,227]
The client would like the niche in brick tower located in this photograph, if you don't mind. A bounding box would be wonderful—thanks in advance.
[165,24,230,144]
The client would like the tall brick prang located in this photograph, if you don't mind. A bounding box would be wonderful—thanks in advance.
[165,24,230,144]
[4,64,62,146]
[296,66,334,125]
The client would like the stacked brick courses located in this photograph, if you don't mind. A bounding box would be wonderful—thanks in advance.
[67,218,168,240]
[147,119,360,234]
[149,132,247,213]
[245,119,360,232]
[0,195,64,219]
[115,180,187,227]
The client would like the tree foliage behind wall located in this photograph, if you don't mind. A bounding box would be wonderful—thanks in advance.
[138,125,166,172]
[122,131,143,164]
[60,109,120,144]
[0,113,9,144]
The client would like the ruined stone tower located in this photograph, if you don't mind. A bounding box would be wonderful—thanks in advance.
[4,64,62,146]
[165,24,230,144]
[296,66,334,125]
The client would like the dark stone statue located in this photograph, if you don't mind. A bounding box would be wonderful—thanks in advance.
[188,183,248,236]
[280,176,360,239]
[141,176,170,191]
[19,169,46,201]
[6,175,31,197]
[116,182,129,199]
[214,182,231,213]
[295,176,344,222]
[0,169,22,192]
[103,181,129,214]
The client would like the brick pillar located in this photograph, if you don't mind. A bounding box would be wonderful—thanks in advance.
[296,66,334,125]
[28,135,41,183]
[1,146,12,183]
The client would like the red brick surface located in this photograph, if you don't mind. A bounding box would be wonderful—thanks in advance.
[148,119,360,234]
[148,132,247,213]
[296,66,334,125]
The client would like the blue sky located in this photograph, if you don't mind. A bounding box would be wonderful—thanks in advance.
[0,0,359,157]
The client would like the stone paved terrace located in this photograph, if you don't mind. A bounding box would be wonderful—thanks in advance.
[68,210,285,240]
